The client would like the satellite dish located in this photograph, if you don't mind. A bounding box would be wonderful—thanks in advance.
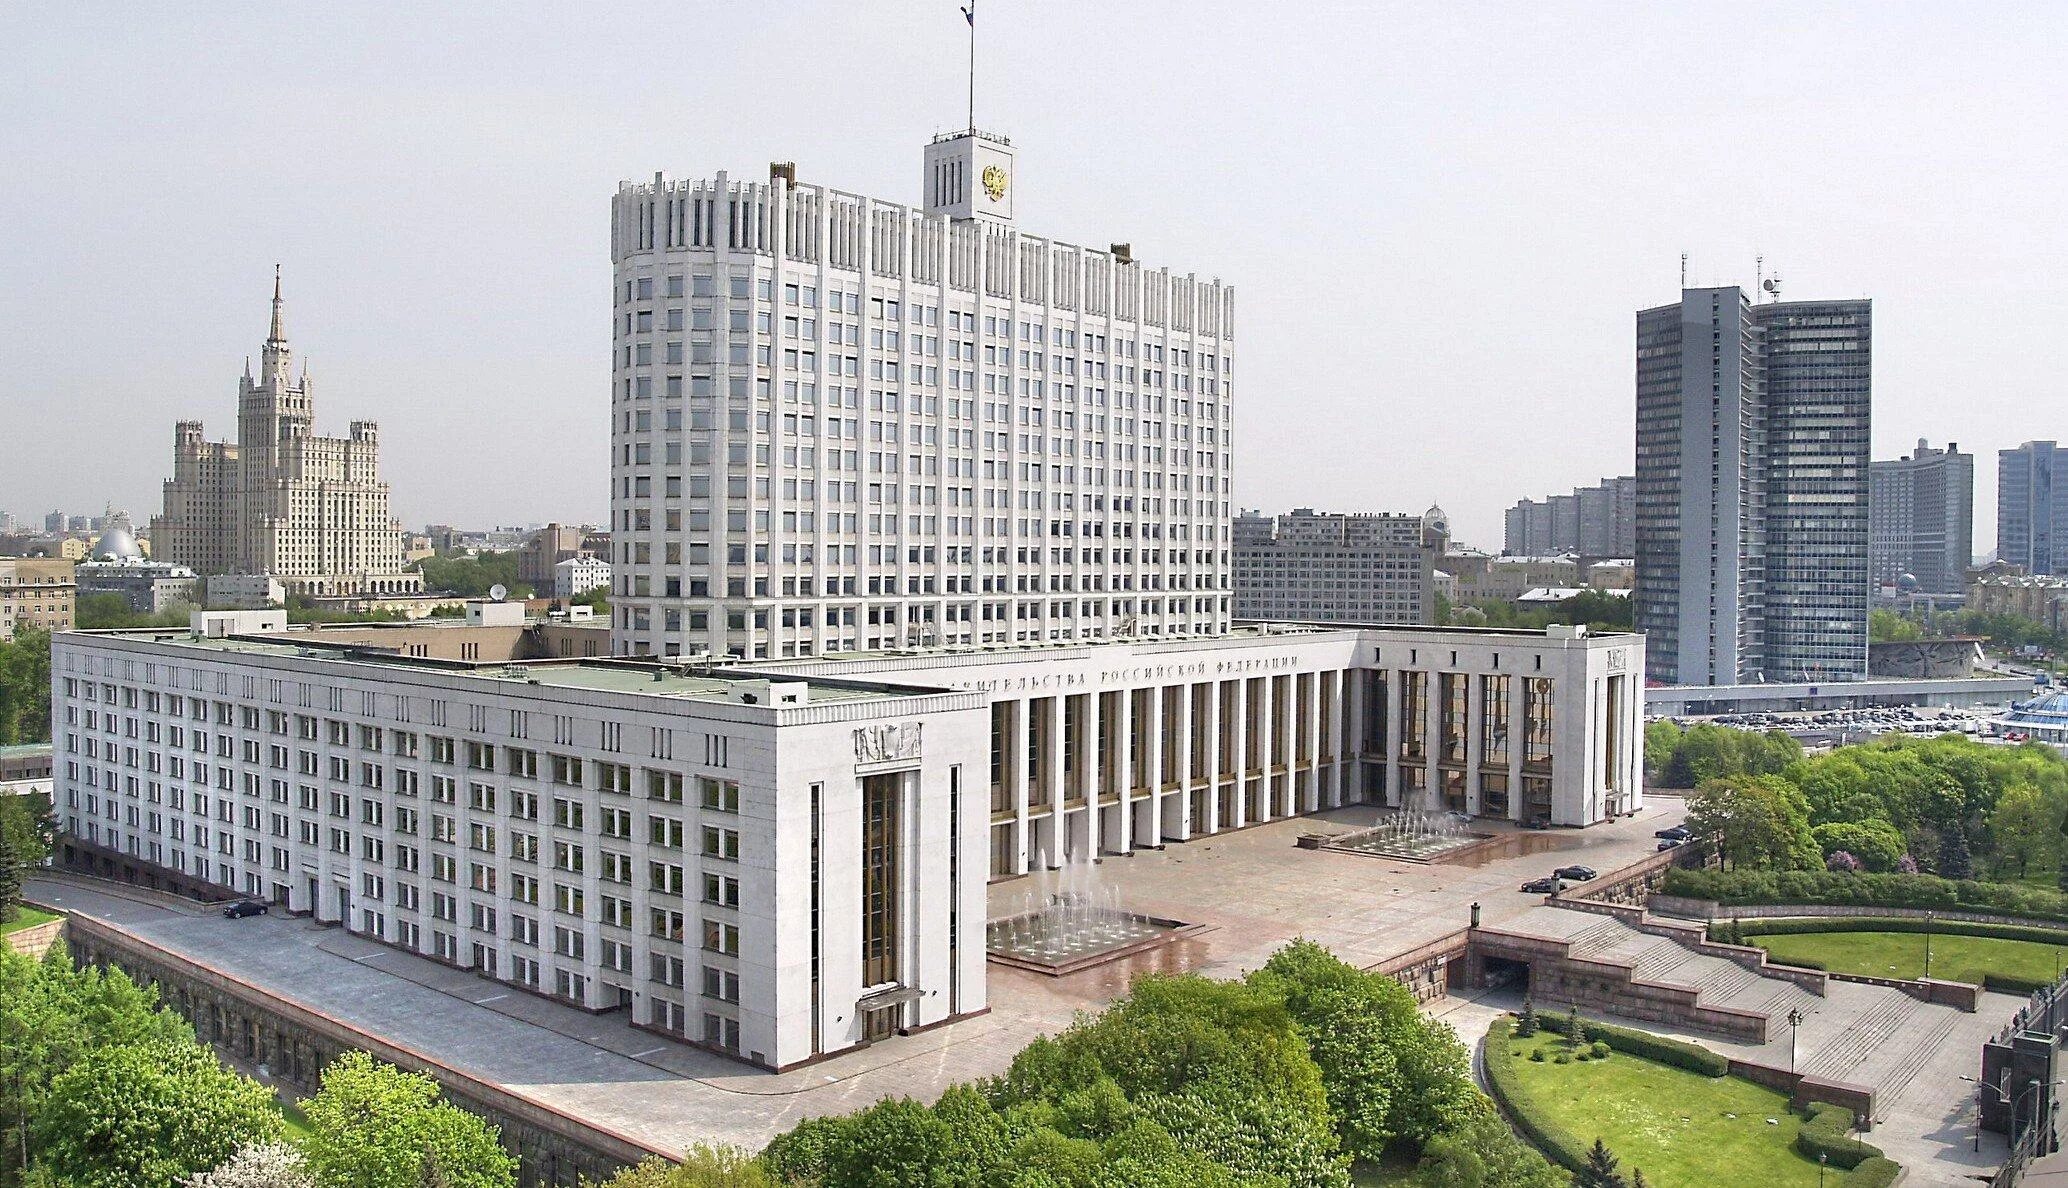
[488,584,508,602]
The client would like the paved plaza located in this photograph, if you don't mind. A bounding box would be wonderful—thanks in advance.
[26,801,1683,1154]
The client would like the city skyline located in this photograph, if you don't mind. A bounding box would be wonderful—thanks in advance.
[6,3,2066,549]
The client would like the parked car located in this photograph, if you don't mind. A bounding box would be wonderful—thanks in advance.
[1522,817,1551,831]
[222,899,269,919]
[1656,838,1685,851]
[1520,876,1564,894]
[1553,864,1598,881]
[1654,825,1692,841]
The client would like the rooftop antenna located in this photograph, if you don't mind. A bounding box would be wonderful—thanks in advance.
[960,1,977,133]
[1762,270,1783,303]
[1679,252,1688,290]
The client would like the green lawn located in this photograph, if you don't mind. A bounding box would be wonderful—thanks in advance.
[1,905,61,935]
[274,1097,314,1143]
[1498,1033,1829,1187]
[1748,929,2068,986]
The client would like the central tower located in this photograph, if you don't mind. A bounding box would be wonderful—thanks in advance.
[921,130,1015,227]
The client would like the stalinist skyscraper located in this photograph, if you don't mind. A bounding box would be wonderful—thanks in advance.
[153,271,420,597]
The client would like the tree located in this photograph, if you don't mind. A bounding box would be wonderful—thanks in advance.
[1686,775,1819,871]
[299,1051,516,1188]
[0,788,56,870]
[1826,849,1861,873]
[1809,820,1905,873]
[183,1142,316,1188]
[1516,997,1539,1037]
[0,946,193,1180]
[1630,1170,1650,1188]
[34,1041,281,1188]
[1571,1138,1628,1188]
[1939,826,1975,881]
[1869,609,1924,643]
[583,1145,775,1187]
[0,627,53,745]
[1989,784,2064,877]
[1417,1098,1563,1188]
[0,829,20,924]
[1565,1007,1587,1050]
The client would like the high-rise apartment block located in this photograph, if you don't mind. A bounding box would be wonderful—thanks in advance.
[152,274,421,598]
[1232,507,1443,624]
[0,557,75,640]
[607,134,1233,659]
[1999,441,2068,577]
[1869,439,1973,595]
[1503,477,1635,557]
[1634,286,1871,685]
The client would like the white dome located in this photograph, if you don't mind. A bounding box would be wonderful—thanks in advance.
[91,525,142,562]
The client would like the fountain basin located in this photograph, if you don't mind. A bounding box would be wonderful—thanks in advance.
[984,899,1199,977]
[1312,809,1499,864]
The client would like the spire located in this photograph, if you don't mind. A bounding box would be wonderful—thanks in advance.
[268,264,287,346]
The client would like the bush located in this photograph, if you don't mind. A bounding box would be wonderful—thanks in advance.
[1529,1048,1545,1062]
[1532,1011,1728,1077]
[1984,973,2052,995]
[1842,1156,1902,1187]
[1554,1052,1572,1064]
[1483,1021,1589,1172]
[1590,1042,1610,1059]
[1795,1102,1882,1171]
[1731,915,2068,946]
[1663,868,2068,923]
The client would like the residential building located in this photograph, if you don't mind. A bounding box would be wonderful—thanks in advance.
[1999,441,2068,577]
[1231,507,1443,625]
[607,135,1233,660]
[1968,574,2068,635]
[1634,286,1872,685]
[1504,477,1635,557]
[0,557,76,640]
[518,524,594,590]
[152,271,422,599]
[206,574,288,610]
[1445,552,1586,602]
[555,555,613,600]
[1869,439,1973,596]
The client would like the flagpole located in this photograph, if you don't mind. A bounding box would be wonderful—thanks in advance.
[966,0,976,134]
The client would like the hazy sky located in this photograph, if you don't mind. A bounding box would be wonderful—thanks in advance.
[4,3,2063,550]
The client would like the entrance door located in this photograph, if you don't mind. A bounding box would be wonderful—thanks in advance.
[863,1005,899,1042]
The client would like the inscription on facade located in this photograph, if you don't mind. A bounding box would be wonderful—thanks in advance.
[854,722,923,763]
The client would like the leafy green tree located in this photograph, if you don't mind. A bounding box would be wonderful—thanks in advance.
[0,627,53,745]
[299,1051,515,1188]
[1570,1138,1628,1188]
[182,1141,316,1188]
[582,1144,774,1187]
[410,552,529,599]
[74,594,195,630]
[1686,774,1819,871]
[1809,820,1906,873]
[1869,609,1924,642]
[1939,826,1975,881]
[1416,1098,1563,1188]
[1989,783,2064,877]
[34,1041,280,1188]
[0,946,193,1179]
[0,829,20,925]
[0,788,56,870]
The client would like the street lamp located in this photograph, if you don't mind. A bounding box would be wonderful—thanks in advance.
[1923,910,1934,981]
[1817,1152,1827,1187]
[1788,1008,1804,1076]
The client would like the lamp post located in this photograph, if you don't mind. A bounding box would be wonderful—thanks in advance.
[1817,1152,1827,1187]
[1788,1008,1804,1076]
[1923,910,1934,981]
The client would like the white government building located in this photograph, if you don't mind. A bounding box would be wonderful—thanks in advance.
[50,610,1638,1069]
[608,130,1233,659]
[51,131,1643,1073]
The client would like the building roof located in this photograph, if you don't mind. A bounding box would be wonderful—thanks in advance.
[90,525,142,562]
[69,626,954,708]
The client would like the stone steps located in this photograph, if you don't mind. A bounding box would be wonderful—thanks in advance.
[1797,989,1911,1082]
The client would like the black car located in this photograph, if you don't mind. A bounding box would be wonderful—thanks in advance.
[222,899,269,919]
[1554,864,1597,881]
[1654,825,1692,841]
[1519,876,1564,894]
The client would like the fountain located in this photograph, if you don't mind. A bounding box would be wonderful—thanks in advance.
[985,860,1193,976]
[1315,808,1495,864]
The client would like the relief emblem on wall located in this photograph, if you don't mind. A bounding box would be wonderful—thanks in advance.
[854,722,923,763]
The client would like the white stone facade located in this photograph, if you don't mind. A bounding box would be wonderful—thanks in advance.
[49,623,990,1071]
[555,555,612,599]
[607,136,1234,661]
[152,273,420,597]
[750,622,1646,876]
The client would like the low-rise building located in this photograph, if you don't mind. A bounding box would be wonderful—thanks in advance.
[48,617,1642,1069]
[1233,507,1444,625]
[205,574,287,610]
[555,555,612,600]
[1968,575,2068,635]
[0,557,76,640]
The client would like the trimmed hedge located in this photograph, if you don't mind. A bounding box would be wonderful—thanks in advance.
[1730,915,2068,946]
[1534,1011,1729,1078]
[1483,1019,1590,1172]
[1843,1156,1902,1187]
[1795,1102,1881,1170]
[1663,868,2068,923]
[1985,973,2052,995]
